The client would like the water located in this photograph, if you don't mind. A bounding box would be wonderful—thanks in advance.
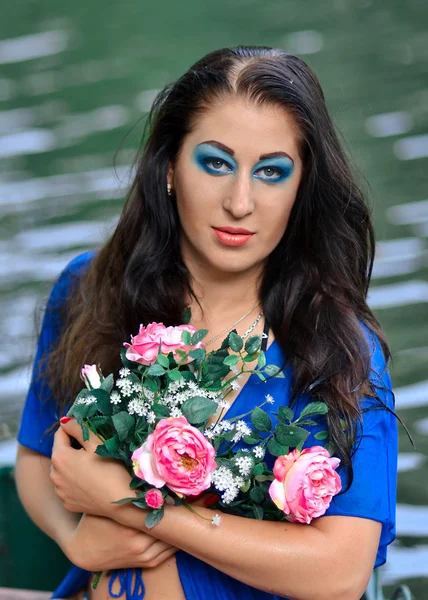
[1,0,427,595]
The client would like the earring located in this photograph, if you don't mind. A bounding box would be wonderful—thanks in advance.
[167,183,173,196]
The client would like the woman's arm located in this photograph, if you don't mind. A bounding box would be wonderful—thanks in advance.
[15,443,179,571]
[53,420,381,600]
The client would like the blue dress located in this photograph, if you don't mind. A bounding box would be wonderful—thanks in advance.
[17,252,398,600]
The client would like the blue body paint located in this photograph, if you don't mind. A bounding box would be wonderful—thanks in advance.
[192,142,294,183]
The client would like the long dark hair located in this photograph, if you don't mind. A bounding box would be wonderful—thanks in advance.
[44,46,390,488]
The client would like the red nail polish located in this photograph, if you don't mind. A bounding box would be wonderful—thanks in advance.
[60,416,72,424]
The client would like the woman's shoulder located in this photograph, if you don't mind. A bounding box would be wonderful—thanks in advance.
[48,250,97,305]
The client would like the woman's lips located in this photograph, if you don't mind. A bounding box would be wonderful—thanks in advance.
[212,227,254,247]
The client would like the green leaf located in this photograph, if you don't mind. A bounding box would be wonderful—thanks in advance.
[223,354,239,366]
[92,388,113,416]
[144,378,159,393]
[82,424,90,442]
[298,402,328,420]
[254,474,275,482]
[253,504,264,520]
[181,371,196,382]
[181,396,218,424]
[90,415,111,429]
[181,330,191,345]
[112,411,135,442]
[257,351,266,369]
[156,354,170,368]
[239,479,251,493]
[250,485,265,504]
[191,329,208,345]
[297,419,318,427]
[147,363,166,377]
[154,404,170,418]
[130,477,146,489]
[95,445,114,458]
[242,433,261,445]
[252,463,265,476]
[189,348,206,361]
[251,407,272,432]
[145,508,164,529]
[104,435,120,452]
[314,430,329,441]
[267,438,289,457]
[264,364,285,378]
[243,352,259,363]
[275,424,309,448]
[278,406,294,422]
[111,496,139,505]
[167,369,182,381]
[100,373,114,394]
[229,332,243,352]
[132,499,149,510]
[245,335,261,355]
[254,371,266,382]
[182,307,191,324]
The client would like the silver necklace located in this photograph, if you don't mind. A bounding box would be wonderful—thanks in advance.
[206,303,263,346]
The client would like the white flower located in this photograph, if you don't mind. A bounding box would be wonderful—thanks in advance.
[132,382,142,394]
[222,487,239,504]
[235,421,252,436]
[170,407,182,418]
[212,424,222,435]
[212,466,235,492]
[127,399,148,417]
[117,378,133,397]
[146,412,156,424]
[119,367,130,378]
[110,391,121,405]
[234,455,254,477]
[218,400,230,409]
[77,394,97,405]
[253,446,265,459]
[265,394,274,404]
[211,514,221,526]
[204,429,215,439]
[220,420,233,432]
[231,365,240,375]
[230,380,241,391]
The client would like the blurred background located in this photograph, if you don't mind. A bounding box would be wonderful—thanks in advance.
[0,0,427,596]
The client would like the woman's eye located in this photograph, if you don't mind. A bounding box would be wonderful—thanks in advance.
[203,158,232,173]
[255,166,284,180]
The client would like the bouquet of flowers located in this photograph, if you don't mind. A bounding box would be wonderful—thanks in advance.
[68,318,341,532]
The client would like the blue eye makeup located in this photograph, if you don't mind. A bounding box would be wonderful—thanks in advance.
[192,143,294,183]
[192,143,236,176]
[252,157,294,183]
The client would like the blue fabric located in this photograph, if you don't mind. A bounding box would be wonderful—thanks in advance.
[17,252,397,600]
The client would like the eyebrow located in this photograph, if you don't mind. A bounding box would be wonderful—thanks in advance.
[200,140,294,163]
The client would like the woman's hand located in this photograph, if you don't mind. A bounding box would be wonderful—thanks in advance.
[50,417,135,519]
[60,513,179,571]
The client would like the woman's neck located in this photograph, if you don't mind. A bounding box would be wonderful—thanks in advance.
[185,257,263,334]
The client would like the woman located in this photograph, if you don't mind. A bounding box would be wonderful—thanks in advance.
[15,46,397,600]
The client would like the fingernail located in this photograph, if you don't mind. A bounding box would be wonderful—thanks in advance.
[60,416,73,424]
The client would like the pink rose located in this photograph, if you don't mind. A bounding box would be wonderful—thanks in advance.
[269,446,341,524]
[124,322,204,366]
[145,489,164,509]
[80,364,102,389]
[131,416,217,497]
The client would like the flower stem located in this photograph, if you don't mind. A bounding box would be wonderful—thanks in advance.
[182,501,214,522]
[92,571,102,589]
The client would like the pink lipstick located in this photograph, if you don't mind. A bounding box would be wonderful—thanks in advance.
[212,226,254,247]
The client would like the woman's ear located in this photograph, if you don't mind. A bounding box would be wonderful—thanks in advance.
[167,163,174,188]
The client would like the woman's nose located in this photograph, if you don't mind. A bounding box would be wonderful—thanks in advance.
[222,174,255,218]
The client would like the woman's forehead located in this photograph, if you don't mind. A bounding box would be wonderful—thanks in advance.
[185,97,302,162]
